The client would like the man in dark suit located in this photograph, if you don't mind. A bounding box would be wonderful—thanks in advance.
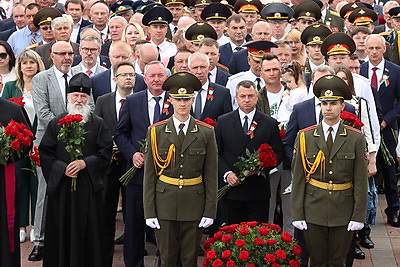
[360,34,400,227]
[91,41,146,101]
[216,80,283,226]
[218,14,247,67]
[64,0,92,43]
[114,61,173,267]
[188,52,232,121]
[0,17,14,32]
[0,4,26,41]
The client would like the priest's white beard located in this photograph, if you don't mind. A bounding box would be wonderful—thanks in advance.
[67,102,91,123]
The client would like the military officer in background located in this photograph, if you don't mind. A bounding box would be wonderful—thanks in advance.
[143,72,218,266]
[291,75,368,266]
[293,1,322,32]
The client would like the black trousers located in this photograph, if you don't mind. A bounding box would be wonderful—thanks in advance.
[220,198,269,225]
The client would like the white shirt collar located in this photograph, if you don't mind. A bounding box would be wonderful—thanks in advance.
[321,120,340,141]
[238,107,256,124]
[172,115,191,134]
[147,91,166,102]
[370,58,385,70]
[53,66,72,80]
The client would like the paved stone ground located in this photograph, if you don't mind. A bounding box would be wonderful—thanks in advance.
[20,194,399,266]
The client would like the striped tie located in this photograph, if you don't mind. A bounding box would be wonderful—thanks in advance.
[30,32,37,45]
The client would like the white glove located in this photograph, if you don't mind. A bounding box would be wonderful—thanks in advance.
[198,217,214,228]
[347,221,364,231]
[292,220,308,230]
[146,218,160,229]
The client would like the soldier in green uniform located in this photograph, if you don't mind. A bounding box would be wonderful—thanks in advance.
[291,75,368,266]
[385,7,400,65]
[143,72,218,266]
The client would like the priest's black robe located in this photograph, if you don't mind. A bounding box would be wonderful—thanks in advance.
[0,98,32,267]
[40,113,112,267]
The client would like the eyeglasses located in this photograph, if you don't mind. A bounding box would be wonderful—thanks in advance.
[40,26,51,31]
[0,52,8,59]
[52,51,74,57]
[116,73,135,78]
[81,47,99,53]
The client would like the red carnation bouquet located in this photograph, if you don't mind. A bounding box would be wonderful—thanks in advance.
[9,97,25,106]
[203,222,301,267]
[218,143,277,200]
[340,111,364,128]
[0,120,33,166]
[57,114,85,191]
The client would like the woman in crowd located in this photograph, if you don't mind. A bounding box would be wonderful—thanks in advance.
[2,49,45,243]
[0,41,16,92]
[121,22,145,51]
[283,30,307,67]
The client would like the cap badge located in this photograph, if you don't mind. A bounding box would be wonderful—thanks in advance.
[201,0,206,3]
[326,75,334,79]
[324,89,333,96]
[178,72,186,76]
[313,36,321,41]
[178,88,187,94]
[305,12,311,16]
[197,34,205,41]
[158,16,162,20]
[351,3,358,8]
[359,9,365,14]
[215,12,219,16]
[117,1,122,4]
[274,12,281,17]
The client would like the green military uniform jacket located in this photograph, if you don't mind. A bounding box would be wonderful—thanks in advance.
[291,123,368,227]
[256,87,271,116]
[385,31,400,65]
[143,116,218,221]
[324,9,344,32]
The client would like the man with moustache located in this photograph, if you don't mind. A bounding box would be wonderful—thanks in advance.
[114,61,173,267]
[40,73,112,267]
[72,35,107,76]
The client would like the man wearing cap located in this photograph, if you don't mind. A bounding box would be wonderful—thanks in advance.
[348,7,377,33]
[201,2,231,46]
[40,72,112,267]
[110,0,134,22]
[340,2,366,34]
[291,75,368,267]
[143,72,218,266]
[142,6,177,66]
[261,2,293,42]
[375,1,399,42]
[162,0,186,37]
[184,21,218,52]
[234,0,263,39]
[385,6,400,64]
[191,0,213,22]
[293,1,321,32]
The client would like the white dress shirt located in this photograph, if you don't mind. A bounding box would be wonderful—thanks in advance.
[110,68,117,92]
[53,67,72,105]
[368,59,385,89]
[209,67,217,84]
[151,40,177,66]
[321,120,340,142]
[148,91,166,125]
[172,115,190,135]
[238,108,255,130]
[70,18,82,43]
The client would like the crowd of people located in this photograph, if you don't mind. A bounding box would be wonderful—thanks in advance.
[1,0,400,266]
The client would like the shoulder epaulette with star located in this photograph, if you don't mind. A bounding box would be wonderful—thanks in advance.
[150,119,168,128]
[344,125,362,133]
[299,125,317,133]
[196,119,213,128]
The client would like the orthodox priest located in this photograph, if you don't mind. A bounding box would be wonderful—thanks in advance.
[0,98,32,267]
[40,73,112,267]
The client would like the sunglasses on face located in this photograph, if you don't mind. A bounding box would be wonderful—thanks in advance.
[0,53,8,59]
[40,26,52,31]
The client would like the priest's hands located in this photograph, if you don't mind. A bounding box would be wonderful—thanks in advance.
[347,221,364,231]
[198,217,214,228]
[132,152,144,168]
[292,220,308,230]
[65,160,86,178]
[146,218,160,229]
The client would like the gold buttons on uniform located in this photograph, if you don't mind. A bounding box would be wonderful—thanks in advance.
[328,170,333,175]
[180,175,183,178]
[329,160,333,164]
[181,154,184,158]
[180,165,183,168]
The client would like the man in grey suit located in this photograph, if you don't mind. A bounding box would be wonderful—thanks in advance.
[29,41,75,261]
[72,35,107,77]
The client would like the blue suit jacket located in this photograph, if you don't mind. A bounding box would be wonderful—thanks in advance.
[72,54,111,68]
[283,98,356,162]
[360,60,400,131]
[215,67,231,87]
[219,42,233,67]
[0,18,14,32]
[0,26,16,41]
[91,69,146,101]
[227,48,249,75]
[76,19,92,43]
[195,82,232,121]
[114,90,173,186]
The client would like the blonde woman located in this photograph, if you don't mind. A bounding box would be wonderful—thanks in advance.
[283,29,307,66]
[121,22,145,51]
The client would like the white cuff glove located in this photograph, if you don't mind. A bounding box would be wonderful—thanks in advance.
[292,220,308,230]
[198,217,214,228]
[146,218,160,229]
[347,221,364,231]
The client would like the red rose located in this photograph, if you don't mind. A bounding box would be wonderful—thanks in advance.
[213,231,223,240]
[289,259,301,267]
[264,253,276,263]
[204,238,215,250]
[11,140,21,150]
[281,232,293,243]
[246,221,258,227]
[275,249,286,260]
[269,224,281,232]
[239,227,249,235]
[254,237,264,246]
[222,234,233,243]
[235,239,246,248]
[23,136,32,146]
[279,130,285,140]
[226,260,235,267]
[229,224,239,233]
[212,259,223,267]
[206,250,216,259]
[222,249,231,259]
[292,245,301,256]
[266,239,277,246]
[272,264,281,267]
[202,258,210,267]
[220,225,230,232]
[258,227,270,235]
[247,264,256,267]
[239,250,250,261]
[378,16,386,25]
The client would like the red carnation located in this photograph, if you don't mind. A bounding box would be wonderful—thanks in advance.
[254,237,265,246]
[239,227,249,235]
[204,238,215,250]
[267,239,277,246]
[226,260,235,267]
[212,259,223,267]
[272,264,281,267]
[9,97,25,106]
[258,227,270,236]
[264,253,276,263]
[276,249,287,259]
[206,250,216,260]
[213,231,223,240]
[239,250,250,261]
[221,249,231,259]
[10,140,21,150]
[281,232,293,243]
[222,234,233,243]
[204,117,217,127]
[235,239,246,248]
[378,16,386,25]
[289,259,301,267]
[292,245,301,256]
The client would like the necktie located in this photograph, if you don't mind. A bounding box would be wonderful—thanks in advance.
[194,89,203,119]
[153,96,162,123]
[119,98,126,120]
[157,46,161,61]
[30,32,37,45]
[371,67,378,89]
[63,74,68,107]
[243,115,248,135]
[100,32,104,44]
[208,72,211,82]
[234,46,242,52]
[255,77,261,91]
[178,123,185,144]
[86,69,93,77]
[173,26,178,35]
[326,127,333,154]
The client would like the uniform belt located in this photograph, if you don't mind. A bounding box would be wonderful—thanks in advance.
[308,178,352,191]
[159,175,202,188]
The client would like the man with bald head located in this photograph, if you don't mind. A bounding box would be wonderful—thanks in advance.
[228,21,272,75]
[134,42,159,75]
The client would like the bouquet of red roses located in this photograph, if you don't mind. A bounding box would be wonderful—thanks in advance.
[57,114,85,191]
[0,120,33,166]
[340,111,364,128]
[217,143,277,200]
[203,222,301,267]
